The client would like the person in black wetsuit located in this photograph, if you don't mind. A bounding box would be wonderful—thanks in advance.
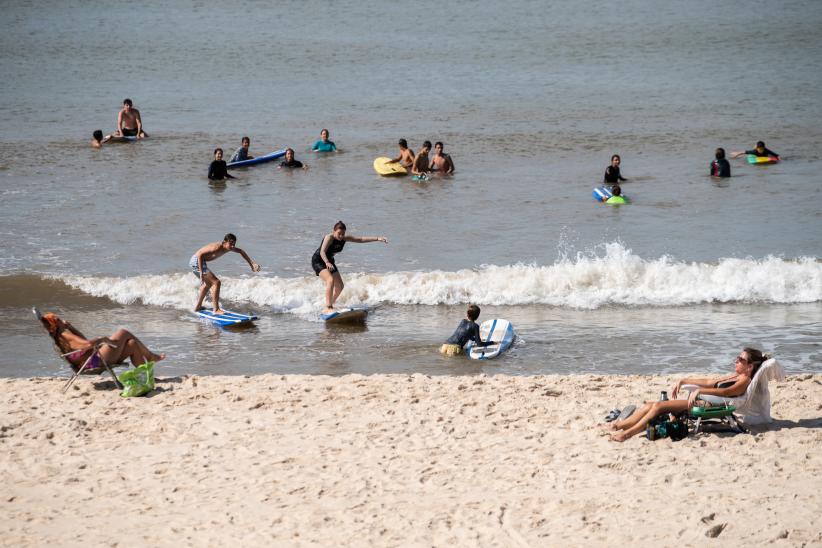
[279,148,307,169]
[710,147,731,178]
[312,220,388,313]
[208,148,235,180]
[604,154,628,185]
[440,304,491,356]
[731,141,780,160]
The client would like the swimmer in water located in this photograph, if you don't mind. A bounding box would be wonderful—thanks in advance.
[386,138,415,168]
[731,141,779,160]
[604,154,628,185]
[208,148,235,180]
[710,148,731,178]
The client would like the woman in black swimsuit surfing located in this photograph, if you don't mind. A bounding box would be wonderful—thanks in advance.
[311,220,388,314]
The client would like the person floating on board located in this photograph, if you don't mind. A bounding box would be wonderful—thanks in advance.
[229,136,254,163]
[115,98,148,139]
[386,138,415,169]
[440,304,491,356]
[411,140,432,179]
[710,147,731,178]
[429,141,455,174]
[208,148,235,180]
[311,128,337,152]
[730,141,780,160]
[604,184,627,205]
[604,154,628,186]
[190,233,260,314]
[311,220,387,314]
[279,148,308,169]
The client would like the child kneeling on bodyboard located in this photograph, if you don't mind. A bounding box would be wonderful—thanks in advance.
[441,304,491,356]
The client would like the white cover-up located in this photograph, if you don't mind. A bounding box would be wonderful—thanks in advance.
[687,358,785,425]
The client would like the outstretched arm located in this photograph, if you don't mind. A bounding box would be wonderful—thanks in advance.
[344,235,388,244]
[234,247,260,271]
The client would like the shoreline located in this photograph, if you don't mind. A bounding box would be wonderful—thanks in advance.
[2,372,821,546]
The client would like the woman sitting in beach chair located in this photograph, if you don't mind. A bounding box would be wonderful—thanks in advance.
[604,347,767,442]
[38,312,165,378]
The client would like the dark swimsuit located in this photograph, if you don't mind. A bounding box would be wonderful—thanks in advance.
[208,160,230,180]
[311,236,345,275]
[604,165,626,184]
[445,319,489,347]
[121,127,139,137]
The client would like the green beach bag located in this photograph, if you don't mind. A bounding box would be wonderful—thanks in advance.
[118,361,155,398]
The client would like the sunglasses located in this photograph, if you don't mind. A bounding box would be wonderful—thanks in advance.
[735,356,749,364]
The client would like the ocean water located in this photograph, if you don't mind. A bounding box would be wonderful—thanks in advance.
[1,0,820,378]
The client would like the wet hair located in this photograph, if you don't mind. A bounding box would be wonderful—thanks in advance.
[333,220,347,232]
[434,141,444,149]
[715,147,726,160]
[123,98,133,106]
[467,304,481,321]
[242,136,250,145]
[93,130,103,142]
[398,138,408,148]
[223,233,237,244]
[756,141,765,148]
[285,147,295,156]
[742,347,768,375]
[611,184,622,196]
[422,140,432,150]
[611,154,621,163]
[321,128,329,136]
[214,147,223,156]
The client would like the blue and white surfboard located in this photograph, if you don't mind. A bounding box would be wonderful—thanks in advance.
[321,306,368,324]
[227,148,287,169]
[195,309,258,327]
[593,186,613,202]
[465,318,516,360]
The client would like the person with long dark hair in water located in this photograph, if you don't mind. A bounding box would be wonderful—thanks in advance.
[604,154,628,185]
[311,221,388,314]
[603,347,767,442]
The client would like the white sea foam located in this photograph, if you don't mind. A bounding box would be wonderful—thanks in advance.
[55,244,822,311]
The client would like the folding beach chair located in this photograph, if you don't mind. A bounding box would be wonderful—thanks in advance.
[682,358,786,434]
[33,308,124,392]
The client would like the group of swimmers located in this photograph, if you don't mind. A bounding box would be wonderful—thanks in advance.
[385,138,455,178]
[90,99,148,147]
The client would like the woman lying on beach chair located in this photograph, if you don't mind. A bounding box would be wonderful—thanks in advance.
[603,347,767,442]
[37,310,165,390]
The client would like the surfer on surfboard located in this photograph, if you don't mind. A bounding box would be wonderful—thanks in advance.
[190,233,261,314]
[311,220,387,314]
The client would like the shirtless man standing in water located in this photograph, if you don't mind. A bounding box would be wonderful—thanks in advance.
[116,98,148,138]
[429,141,455,174]
[411,140,432,177]
[386,138,415,168]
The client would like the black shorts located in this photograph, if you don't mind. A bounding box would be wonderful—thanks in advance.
[121,127,139,137]
[311,254,336,276]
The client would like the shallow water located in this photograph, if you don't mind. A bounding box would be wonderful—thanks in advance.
[1,0,821,377]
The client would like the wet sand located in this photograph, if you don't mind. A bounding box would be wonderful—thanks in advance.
[1,373,821,546]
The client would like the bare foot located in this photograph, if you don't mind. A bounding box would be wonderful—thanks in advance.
[610,431,630,442]
[213,308,225,315]
[598,422,619,432]
[151,353,166,362]
[322,307,336,314]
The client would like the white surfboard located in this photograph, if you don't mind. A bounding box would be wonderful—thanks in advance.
[465,318,516,360]
[195,309,258,327]
[321,306,368,324]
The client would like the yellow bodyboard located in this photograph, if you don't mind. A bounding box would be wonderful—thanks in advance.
[373,157,408,176]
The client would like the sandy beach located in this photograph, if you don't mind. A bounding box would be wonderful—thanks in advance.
[1,373,821,547]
